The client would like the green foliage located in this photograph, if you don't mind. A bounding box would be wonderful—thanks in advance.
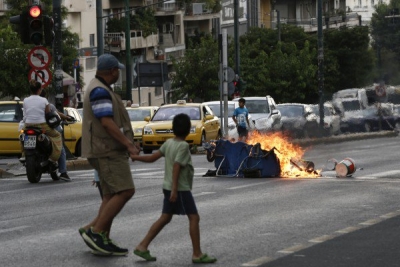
[1,0,81,99]
[171,35,219,102]
[370,0,400,84]
[106,8,157,37]
[172,24,374,104]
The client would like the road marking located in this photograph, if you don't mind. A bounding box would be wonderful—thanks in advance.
[380,211,400,219]
[335,226,362,234]
[192,192,215,197]
[309,234,336,243]
[277,244,309,254]
[227,181,268,190]
[242,256,273,266]
[0,225,30,234]
[359,218,383,225]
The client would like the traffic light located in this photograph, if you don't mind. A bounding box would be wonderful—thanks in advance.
[43,16,54,46]
[9,10,30,44]
[28,4,43,45]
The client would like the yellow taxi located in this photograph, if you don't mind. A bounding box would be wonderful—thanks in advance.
[0,100,82,157]
[142,100,221,154]
[126,105,159,146]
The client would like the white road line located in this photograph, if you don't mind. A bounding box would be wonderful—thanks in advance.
[0,225,30,234]
[241,256,273,266]
[192,192,215,197]
[227,181,268,190]
[370,170,400,177]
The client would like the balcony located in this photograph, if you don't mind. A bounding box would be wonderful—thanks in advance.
[184,3,220,20]
[104,31,159,53]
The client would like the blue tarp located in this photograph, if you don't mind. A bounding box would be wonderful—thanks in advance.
[211,140,281,178]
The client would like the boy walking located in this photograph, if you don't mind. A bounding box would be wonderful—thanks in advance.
[232,98,250,141]
[130,113,217,264]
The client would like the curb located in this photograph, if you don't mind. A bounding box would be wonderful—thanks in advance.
[0,131,397,178]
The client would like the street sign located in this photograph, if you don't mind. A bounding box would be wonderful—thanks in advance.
[28,46,51,70]
[28,67,52,88]
[218,67,235,82]
[375,85,386,97]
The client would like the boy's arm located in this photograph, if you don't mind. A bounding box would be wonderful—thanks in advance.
[130,150,162,163]
[169,162,181,202]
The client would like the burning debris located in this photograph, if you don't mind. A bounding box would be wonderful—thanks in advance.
[246,131,320,178]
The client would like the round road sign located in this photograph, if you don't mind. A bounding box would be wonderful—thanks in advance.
[28,46,52,70]
[28,68,52,88]
[375,85,386,97]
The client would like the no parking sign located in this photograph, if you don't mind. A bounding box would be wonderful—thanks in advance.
[28,68,52,88]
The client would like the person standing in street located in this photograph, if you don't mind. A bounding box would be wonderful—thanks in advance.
[130,113,217,264]
[79,54,140,256]
[232,98,250,142]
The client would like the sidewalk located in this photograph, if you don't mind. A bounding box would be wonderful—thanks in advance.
[0,131,397,178]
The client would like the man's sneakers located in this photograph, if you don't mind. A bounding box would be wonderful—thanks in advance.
[59,172,71,182]
[81,227,128,256]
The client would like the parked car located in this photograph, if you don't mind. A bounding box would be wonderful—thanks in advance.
[126,105,159,146]
[340,103,399,133]
[142,100,221,154]
[276,103,319,138]
[332,88,368,111]
[203,100,255,140]
[310,102,341,136]
[0,100,82,156]
[232,95,281,132]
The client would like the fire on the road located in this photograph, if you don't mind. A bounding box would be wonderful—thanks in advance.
[246,131,320,178]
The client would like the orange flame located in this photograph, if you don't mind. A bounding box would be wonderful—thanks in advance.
[245,131,320,178]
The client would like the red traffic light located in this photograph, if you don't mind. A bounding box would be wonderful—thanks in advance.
[29,6,41,18]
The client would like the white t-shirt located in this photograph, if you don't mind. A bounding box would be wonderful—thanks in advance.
[23,95,49,124]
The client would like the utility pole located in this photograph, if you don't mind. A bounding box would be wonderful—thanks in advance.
[53,0,63,112]
[125,0,132,102]
[317,0,325,132]
[233,0,240,77]
[96,0,103,56]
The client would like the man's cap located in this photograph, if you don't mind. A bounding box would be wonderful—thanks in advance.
[97,54,125,70]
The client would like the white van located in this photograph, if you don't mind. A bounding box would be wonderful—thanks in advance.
[332,88,368,112]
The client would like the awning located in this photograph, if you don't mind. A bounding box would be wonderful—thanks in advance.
[63,71,75,86]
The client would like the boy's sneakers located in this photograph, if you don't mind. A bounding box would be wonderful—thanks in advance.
[59,172,71,182]
[81,227,128,256]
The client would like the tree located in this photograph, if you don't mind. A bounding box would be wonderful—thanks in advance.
[1,0,81,99]
[170,35,220,102]
[370,0,400,84]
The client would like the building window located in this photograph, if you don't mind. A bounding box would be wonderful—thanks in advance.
[86,57,96,70]
[155,87,162,96]
[90,34,95,47]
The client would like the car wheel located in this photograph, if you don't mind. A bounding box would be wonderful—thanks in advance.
[364,122,371,132]
[75,139,81,157]
[201,132,206,146]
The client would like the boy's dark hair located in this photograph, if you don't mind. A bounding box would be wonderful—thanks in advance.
[238,98,246,104]
[173,113,191,138]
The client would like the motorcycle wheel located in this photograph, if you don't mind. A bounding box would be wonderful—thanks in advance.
[26,155,42,183]
[50,171,60,181]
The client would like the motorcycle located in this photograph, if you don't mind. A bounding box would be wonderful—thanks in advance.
[19,115,76,183]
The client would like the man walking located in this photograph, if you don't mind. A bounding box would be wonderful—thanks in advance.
[79,54,140,256]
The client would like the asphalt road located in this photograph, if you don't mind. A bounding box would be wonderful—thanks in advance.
[1,133,400,266]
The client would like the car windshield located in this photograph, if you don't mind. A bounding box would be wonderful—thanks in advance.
[207,103,235,118]
[152,106,201,121]
[342,100,361,111]
[277,105,304,117]
[311,105,332,115]
[127,109,152,121]
[244,100,270,113]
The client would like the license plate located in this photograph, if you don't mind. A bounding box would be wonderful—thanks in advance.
[24,135,36,149]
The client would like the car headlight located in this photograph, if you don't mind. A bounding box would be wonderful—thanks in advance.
[133,128,143,134]
[143,126,153,135]
[190,126,196,133]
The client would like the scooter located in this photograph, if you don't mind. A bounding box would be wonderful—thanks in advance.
[19,116,76,183]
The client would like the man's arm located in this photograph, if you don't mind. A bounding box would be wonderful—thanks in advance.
[100,116,139,156]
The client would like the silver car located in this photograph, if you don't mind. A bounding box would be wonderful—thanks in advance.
[232,95,282,132]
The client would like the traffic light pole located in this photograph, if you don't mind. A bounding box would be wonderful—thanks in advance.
[53,0,63,112]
